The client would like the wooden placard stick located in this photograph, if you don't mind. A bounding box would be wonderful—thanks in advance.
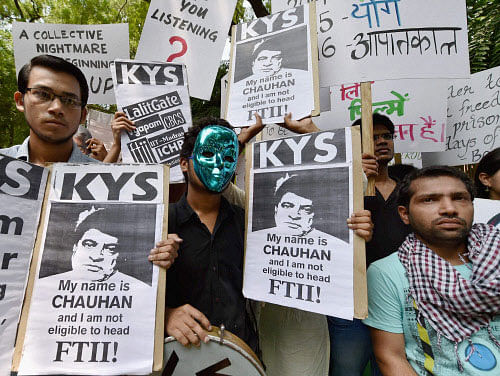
[361,82,375,196]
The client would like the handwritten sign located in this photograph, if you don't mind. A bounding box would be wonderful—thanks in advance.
[326,78,448,152]
[329,0,470,83]
[273,0,337,88]
[422,66,500,166]
[137,0,237,100]
[12,22,129,105]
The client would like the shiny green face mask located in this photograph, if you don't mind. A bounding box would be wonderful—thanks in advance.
[192,125,239,193]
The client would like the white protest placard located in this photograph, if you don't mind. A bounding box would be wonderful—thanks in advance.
[329,0,470,84]
[111,59,192,183]
[273,0,338,88]
[18,164,166,375]
[422,66,500,166]
[0,155,47,376]
[326,79,448,152]
[226,4,319,126]
[86,109,114,151]
[136,0,237,101]
[474,198,500,229]
[400,152,422,168]
[244,129,356,319]
[12,22,129,105]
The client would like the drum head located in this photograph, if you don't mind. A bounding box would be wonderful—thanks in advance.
[162,327,265,375]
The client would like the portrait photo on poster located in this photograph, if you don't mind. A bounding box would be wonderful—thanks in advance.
[233,25,309,83]
[251,168,350,242]
[38,202,156,285]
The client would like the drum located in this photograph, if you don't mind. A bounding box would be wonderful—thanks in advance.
[162,325,265,375]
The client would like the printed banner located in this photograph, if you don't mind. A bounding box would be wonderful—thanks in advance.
[112,59,192,183]
[474,199,500,229]
[12,22,129,104]
[0,155,47,376]
[18,164,165,375]
[330,0,470,84]
[422,66,500,166]
[136,0,237,100]
[226,4,318,126]
[244,130,355,319]
[328,79,448,152]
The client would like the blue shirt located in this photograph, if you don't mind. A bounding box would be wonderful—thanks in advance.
[364,252,500,375]
[0,136,98,163]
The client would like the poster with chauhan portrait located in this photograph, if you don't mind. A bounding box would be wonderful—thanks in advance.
[16,163,167,375]
[244,129,360,319]
[225,3,320,126]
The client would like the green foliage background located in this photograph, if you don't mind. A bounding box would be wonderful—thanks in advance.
[0,0,497,148]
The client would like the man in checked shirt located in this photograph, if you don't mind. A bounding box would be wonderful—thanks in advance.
[363,166,500,376]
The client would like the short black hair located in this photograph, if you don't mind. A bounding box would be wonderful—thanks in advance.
[252,37,283,61]
[352,113,395,134]
[179,117,234,182]
[18,54,89,107]
[274,174,314,209]
[388,164,418,182]
[474,147,500,199]
[72,207,127,250]
[397,165,475,208]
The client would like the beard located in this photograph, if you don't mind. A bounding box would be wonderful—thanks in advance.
[409,215,471,246]
[28,122,76,145]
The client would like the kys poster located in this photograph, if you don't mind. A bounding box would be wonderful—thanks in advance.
[17,163,166,375]
[225,4,319,126]
[244,130,357,319]
[112,60,192,183]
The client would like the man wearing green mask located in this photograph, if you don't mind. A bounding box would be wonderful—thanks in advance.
[163,117,258,350]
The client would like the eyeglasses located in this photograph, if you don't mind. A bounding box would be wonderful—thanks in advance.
[25,87,82,109]
[373,133,394,141]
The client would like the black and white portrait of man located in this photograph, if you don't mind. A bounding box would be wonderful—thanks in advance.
[251,169,350,243]
[233,25,309,83]
[39,203,156,285]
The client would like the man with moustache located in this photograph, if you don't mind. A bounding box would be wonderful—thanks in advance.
[364,166,500,375]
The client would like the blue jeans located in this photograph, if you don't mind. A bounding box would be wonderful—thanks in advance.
[327,317,381,376]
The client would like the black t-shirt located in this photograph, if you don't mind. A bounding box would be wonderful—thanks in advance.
[364,186,411,267]
[166,195,257,350]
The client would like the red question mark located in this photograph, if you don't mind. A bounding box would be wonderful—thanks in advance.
[166,36,188,62]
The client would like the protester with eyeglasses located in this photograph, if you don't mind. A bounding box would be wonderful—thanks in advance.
[0,55,134,166]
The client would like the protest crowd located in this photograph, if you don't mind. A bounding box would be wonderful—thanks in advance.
[1,1,499,376]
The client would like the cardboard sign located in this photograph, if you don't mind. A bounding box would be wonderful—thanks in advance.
[329,0,470,84]
[16,164,167,375]
[225,4,320,126]
[0,155,47,376]
[136,0,237,100]
[12,22,129,104]
[422,66,500,166]
[244,128,367,319]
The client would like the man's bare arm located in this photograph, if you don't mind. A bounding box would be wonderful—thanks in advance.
[370,328,417,376]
